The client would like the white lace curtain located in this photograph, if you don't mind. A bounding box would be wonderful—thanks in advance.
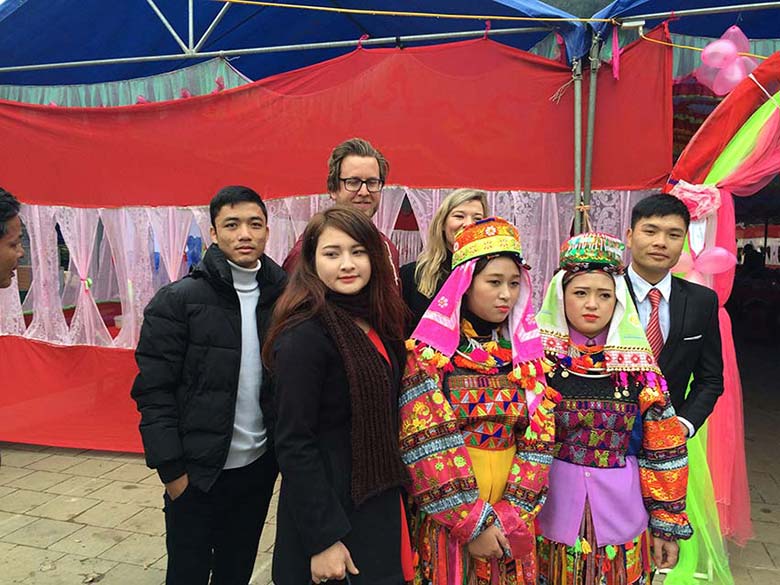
[0,190,650,348]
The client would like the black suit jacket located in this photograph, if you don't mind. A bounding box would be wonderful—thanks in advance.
[625,273,724,432]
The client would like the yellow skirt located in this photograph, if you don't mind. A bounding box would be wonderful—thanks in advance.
[467,445,516,505]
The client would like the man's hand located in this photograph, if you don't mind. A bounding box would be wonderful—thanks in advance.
[467,525,510,559]
[165,473,189,501]
[310,541,359,583]
[679,419,690,438]
[651,536,679,569]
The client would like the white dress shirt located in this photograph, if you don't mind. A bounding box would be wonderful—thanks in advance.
[627,264,695,438]
[627,264,671,341]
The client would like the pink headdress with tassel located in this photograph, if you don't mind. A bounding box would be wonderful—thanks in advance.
[411,217,547,417]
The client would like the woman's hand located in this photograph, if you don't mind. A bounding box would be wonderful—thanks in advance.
[310,541,359,583]
[467,525,510,559]
[651,536,679,569]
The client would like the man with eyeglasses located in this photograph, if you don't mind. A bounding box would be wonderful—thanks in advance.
[282,137,400,283]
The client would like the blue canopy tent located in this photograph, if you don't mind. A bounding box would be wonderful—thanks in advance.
[0,0,587,85]
[592,0,780,39]
[0,1,597,229]
[566,1,780,230]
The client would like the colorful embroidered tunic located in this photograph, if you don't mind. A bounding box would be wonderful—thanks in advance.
[400,337,558,585]
[535,261,693,585]
[538,357,691,543]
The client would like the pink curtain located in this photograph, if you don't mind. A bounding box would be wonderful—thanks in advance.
[708,193,752,545]
[0,282,25,336]
[55,208,113,347]
[263,200,296,265]
[100,208,155,348]
[147,208,193,284]
[727,109,780,197]
[20,205,69,343]
[705,112,780,545]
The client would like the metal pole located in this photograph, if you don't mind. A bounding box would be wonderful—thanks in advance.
[144,0,191,54]
[764,216,769,263]
[573,59,583,235]
[617,1,780,23]
[583,35,601,226]
[0,25,550,74]
[188,0,195,50]
[194,3,232,52]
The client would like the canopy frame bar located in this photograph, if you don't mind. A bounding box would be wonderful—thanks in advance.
[0,25,550,73]
[618,1,780,23]
[144,0,191,55]
[194,3,232,52]
[188,0,195,50]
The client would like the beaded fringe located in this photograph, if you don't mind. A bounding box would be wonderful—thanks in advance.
[537,502,652,585]
[409,511,536,585]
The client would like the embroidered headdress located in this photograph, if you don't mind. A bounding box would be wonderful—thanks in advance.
[411,217,547,418]
[452,217,526,268]
[559,232,625,275]
[536,232,659,373]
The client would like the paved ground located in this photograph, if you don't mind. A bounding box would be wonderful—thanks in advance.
[0,447,277,584]
[0,332,778,584]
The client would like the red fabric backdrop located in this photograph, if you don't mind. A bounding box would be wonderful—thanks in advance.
[0,30,671,207]
[0,336,142,452]
[0,31,672,451]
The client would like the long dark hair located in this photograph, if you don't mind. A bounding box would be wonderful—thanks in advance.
[263,206,407,367]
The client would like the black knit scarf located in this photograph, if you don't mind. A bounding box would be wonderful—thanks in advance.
[326,288,372,321]
[321,291,407,506]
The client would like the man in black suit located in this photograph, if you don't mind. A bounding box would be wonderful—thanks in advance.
[625,194,724,437]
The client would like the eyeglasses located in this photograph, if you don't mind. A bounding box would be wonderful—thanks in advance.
[339,177,384,193]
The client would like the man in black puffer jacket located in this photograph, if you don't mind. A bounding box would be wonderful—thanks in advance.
[131,186,287,585]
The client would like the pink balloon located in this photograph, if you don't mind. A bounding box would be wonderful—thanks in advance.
[739,55,759,76]
[721,25,751,54]
[673,251,695,274]
[701,39,738,69]
[695,247,737,274]
[694,64,720,91]
[712,59,748,95]
[686,269,707,286]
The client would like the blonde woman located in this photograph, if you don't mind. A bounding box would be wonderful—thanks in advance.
[400,188,488,330]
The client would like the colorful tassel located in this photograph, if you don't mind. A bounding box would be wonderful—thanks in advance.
[581,538,592,555]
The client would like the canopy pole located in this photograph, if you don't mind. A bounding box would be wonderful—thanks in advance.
[573,58,583,235]
[0,25,550,74]
[583,34,602,229]
[194,3,232,52]
[618,1,780,23]
[764,216,769,260]
[188,0,195,50]
[144,0,191,54]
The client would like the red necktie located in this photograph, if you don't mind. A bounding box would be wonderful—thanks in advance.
[646,288,664,358]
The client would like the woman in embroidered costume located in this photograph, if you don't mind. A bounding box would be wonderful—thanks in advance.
[263,207,412,585]
[535,232,693,584]
[399,217,559,585]
[401,189,488,332]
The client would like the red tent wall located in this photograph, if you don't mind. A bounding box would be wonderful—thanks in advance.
[0,32,671,208]
[0,32,671,451]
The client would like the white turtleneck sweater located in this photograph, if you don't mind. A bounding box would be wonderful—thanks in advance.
[224,259,267,469]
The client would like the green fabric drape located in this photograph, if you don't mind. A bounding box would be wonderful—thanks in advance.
[666,421,734,584]
[0,58,249,106]
[706,90,780,184]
